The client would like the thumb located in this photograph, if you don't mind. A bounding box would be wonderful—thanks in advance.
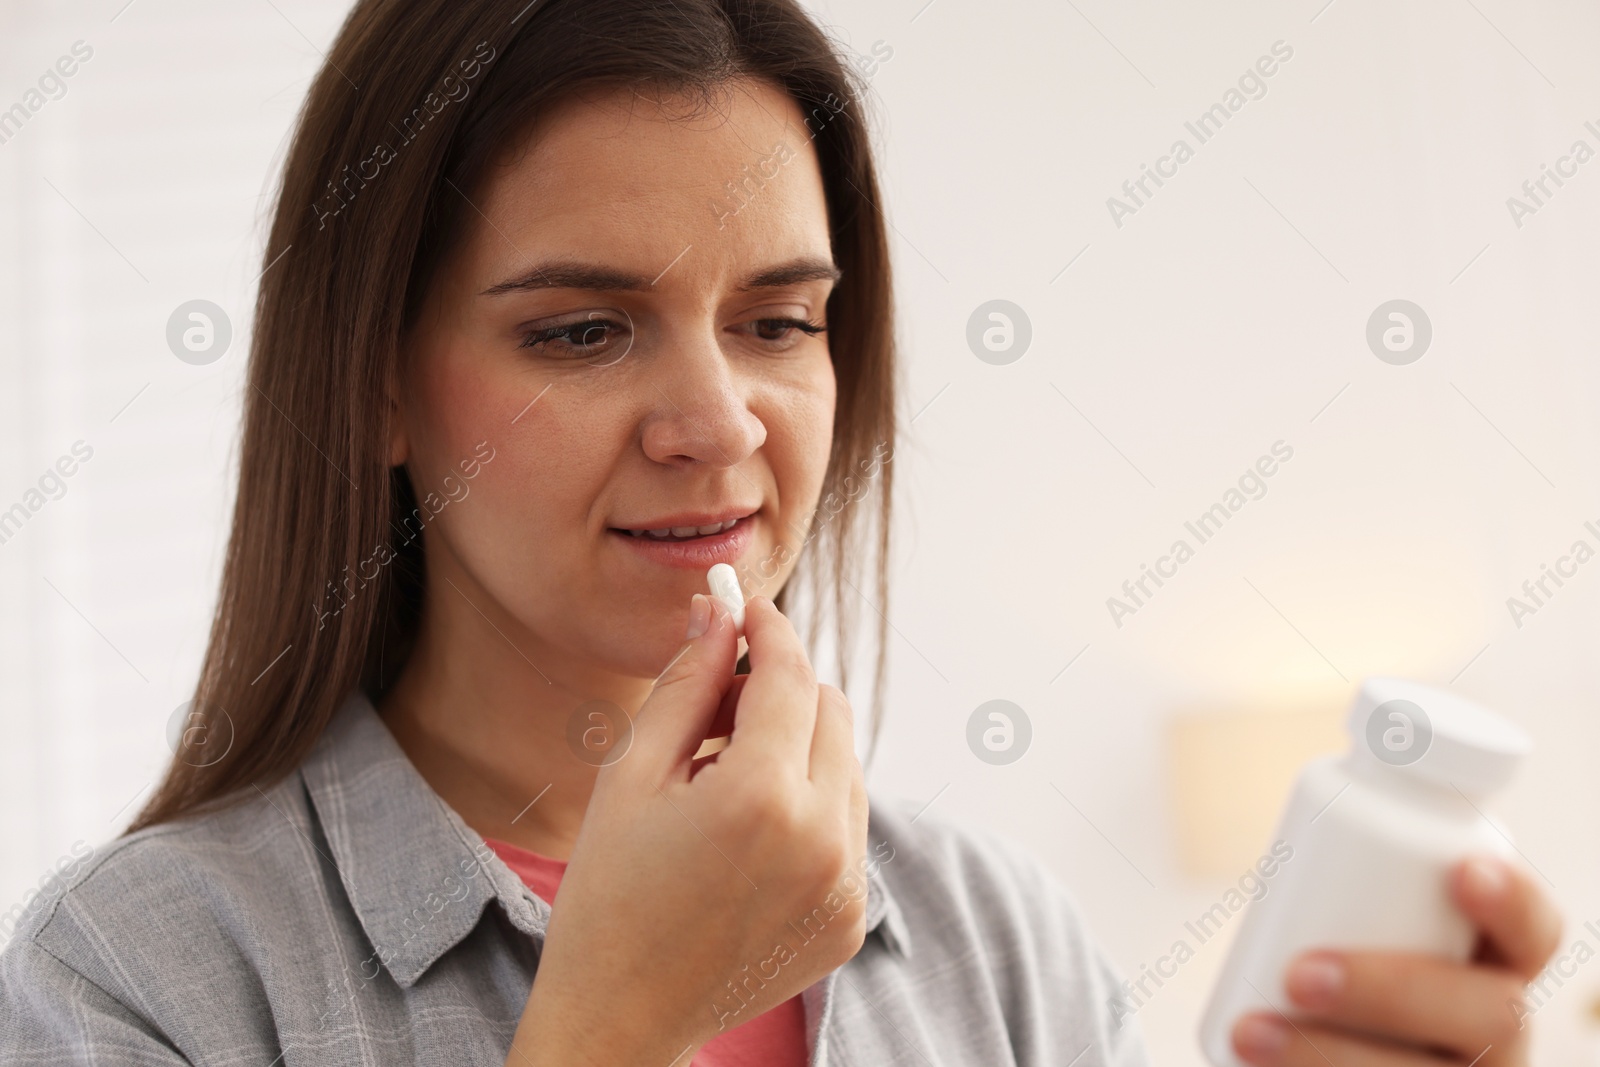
[632,594,738,780]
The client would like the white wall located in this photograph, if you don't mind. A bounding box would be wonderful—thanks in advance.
[3,0,1598,1062]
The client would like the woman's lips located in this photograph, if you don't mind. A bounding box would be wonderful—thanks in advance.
[608,514,756,569]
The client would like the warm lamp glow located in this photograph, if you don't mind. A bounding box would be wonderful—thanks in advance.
[1167,704,1345,878]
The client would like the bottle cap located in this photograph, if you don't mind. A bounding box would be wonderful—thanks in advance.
[1347,676,1531,796]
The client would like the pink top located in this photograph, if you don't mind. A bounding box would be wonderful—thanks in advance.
[484,837,809,1067]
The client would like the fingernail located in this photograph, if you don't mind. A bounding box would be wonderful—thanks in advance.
[1464,856,1507,901]
[1285,952,1344,1008]
[685,594,711,639]
[1233,1015,1289,1062]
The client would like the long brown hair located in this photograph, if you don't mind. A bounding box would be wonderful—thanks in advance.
[128,0,896,835]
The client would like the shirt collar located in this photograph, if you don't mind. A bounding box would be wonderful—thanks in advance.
[300,689,547,988]
[301,689,910,989]
[860,824,912,959]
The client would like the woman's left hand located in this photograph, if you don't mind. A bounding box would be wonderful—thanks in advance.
[1232,854,1563,1066]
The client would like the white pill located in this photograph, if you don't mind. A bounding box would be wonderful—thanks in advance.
[706,563,745,634]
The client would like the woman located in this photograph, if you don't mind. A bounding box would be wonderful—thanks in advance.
[0,0,1558,1064]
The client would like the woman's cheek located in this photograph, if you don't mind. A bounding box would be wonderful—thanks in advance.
[797,371,838,498]
[765,374,834,575]
[500,398,626,539]
[770,354,835,441]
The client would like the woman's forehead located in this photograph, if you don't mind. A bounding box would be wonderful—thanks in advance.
[460,79,831,293]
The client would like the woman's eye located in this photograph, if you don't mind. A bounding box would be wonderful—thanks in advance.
[747,317,827,348]
[518,315,629,360]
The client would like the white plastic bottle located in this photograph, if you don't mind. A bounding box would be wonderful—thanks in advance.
[1199,677,1532,1065]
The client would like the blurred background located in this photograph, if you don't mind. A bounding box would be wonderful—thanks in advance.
[2,0,1598,1061]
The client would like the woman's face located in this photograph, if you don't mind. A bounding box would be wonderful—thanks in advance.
[393,78,837,682]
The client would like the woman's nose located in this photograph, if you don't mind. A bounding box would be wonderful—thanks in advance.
[638,339,767,468]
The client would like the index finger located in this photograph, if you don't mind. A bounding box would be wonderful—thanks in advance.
[722,596,817,771]
[1451,854,1563,981]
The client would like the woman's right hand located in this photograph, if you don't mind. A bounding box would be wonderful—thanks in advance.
[505,593,869,1066]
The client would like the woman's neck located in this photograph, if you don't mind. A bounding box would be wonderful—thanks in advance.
[376,567,657,861]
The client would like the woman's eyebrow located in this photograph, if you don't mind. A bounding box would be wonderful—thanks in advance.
[733,257,843,292]
[479,256,842,296]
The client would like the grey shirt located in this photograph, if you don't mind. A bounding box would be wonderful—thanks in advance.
[0,689,1149,1066]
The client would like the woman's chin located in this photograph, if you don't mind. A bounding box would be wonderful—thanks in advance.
[585,635,691,688]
